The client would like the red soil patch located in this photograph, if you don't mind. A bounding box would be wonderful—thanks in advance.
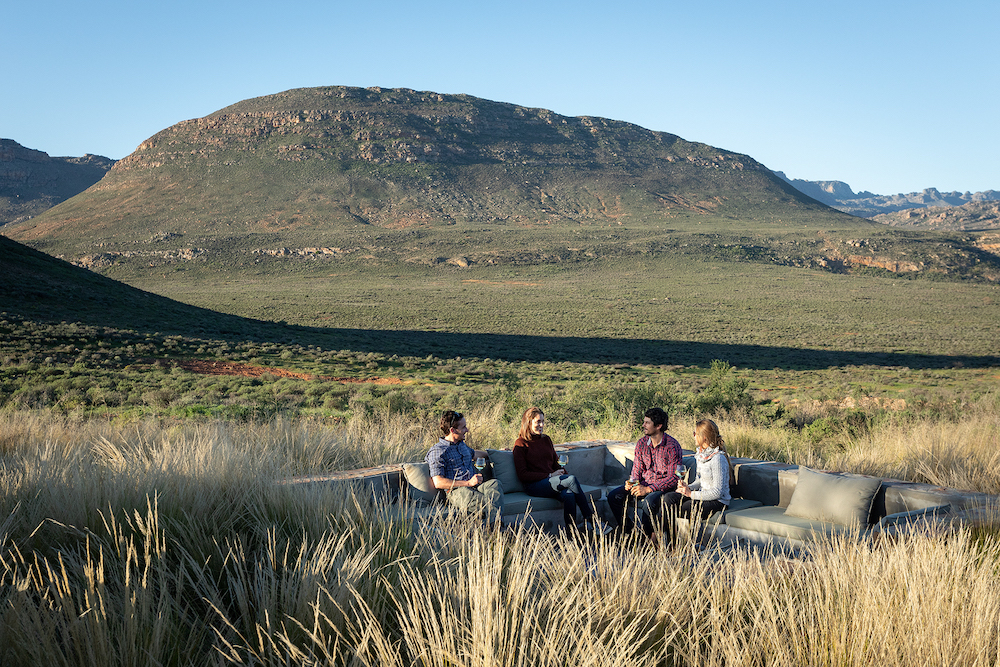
[170,360,404,384]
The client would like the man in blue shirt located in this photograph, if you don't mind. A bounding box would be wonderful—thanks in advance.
[426,410,504,523]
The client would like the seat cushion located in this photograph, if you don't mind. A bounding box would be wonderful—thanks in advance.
[501,485,604,515]
[784,467,882,528]
[706,497,763,526]
[724,505,854,542]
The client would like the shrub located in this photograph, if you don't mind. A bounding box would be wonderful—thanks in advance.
[688,360,753,417]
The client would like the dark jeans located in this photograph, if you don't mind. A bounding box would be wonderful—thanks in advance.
[524,474,595,528]
[608,485,671,537]
[661,491,728,544]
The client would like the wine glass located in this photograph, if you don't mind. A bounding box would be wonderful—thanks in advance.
[557,453,569,470]
[676,464,687,481]
[474,456,486,473]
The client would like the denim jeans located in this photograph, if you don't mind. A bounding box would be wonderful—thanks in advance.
[660,491,727,544]
[523,474,594,528]
[608,485,672,537]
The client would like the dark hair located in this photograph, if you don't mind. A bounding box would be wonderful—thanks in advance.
[644,407,668,431]
[440,410,464,437]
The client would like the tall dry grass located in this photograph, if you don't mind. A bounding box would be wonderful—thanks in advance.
[1,406,1000,665]
[716,394,1000,494]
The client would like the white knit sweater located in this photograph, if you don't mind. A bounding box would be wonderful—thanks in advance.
[688,447,731,505]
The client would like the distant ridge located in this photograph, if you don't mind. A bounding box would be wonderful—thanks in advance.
[0,139,115,227]
[874,200,1000,231]
[774,171,1000,220]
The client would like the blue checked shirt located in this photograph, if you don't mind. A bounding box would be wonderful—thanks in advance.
[426,438,475,482]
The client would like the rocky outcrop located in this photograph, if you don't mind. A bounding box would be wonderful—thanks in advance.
[73,247,207,269]
[0,139,115,226]
[873,201,1000,231]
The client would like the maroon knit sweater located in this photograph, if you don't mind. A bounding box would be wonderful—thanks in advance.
[512,434,559,484]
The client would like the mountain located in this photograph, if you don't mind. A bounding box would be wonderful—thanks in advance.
[774,171,1000,220]
[6,86,998,284]
[4,86,853,256]
[0,139,115,226]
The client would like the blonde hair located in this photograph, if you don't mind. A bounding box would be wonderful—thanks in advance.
[518,407,544,442]
[696,418,735,488]
[695,418,724,449]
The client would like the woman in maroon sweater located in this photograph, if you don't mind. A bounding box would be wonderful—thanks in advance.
[512,407,610,534]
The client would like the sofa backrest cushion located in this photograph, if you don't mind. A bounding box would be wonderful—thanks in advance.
[402,462,443,505]
[486,449,524,494]
[778,469,798,508]
[736,462,797,506]
[784,467,882,527]
[564,445,607,487]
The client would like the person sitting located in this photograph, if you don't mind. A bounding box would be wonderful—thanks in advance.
[425,410,504,525]
[607,407,683,545]
[667,418,732,545]
[512,407,611,535]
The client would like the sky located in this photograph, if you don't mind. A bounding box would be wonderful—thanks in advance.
[5,0,997,196]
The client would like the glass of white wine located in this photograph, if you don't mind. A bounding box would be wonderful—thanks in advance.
[557,453,569,469]
[676,464,687,481]
[475,456,486,473]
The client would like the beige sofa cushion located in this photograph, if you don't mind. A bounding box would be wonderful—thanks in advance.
[784,467,881,527]
[402,462,443,505]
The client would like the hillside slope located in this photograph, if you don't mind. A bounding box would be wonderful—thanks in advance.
[0,233,275,338]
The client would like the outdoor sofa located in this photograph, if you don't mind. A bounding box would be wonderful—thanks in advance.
[291,440,989,549]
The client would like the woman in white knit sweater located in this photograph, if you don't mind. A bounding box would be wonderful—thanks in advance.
[665,419,732,543]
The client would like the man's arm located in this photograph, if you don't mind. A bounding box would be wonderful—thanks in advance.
[431,474,479,490]
[647,436,682,492]
[631,437,648,483]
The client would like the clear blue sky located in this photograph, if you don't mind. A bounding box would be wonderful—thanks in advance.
[5,0,997,195]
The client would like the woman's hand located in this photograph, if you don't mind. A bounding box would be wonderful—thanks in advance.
[678,480,691,497]
[550,468,566,477]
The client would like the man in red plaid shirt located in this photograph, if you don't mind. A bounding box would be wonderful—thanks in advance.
[608,407,683,543]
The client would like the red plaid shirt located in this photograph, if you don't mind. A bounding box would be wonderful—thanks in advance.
[632,433,683,492]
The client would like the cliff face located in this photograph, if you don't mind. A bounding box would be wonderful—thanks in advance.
[0,139,115,226]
